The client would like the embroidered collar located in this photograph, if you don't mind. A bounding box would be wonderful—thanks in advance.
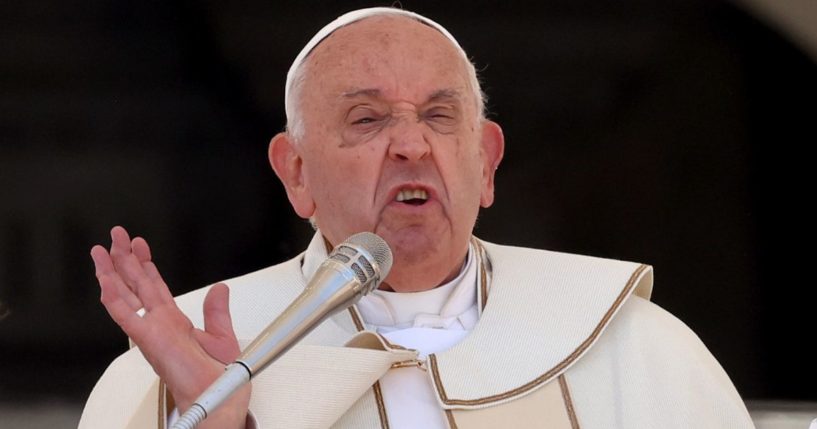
[301,231,479,332]
[302,232,653,410]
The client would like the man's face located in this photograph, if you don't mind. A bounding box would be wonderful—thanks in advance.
[275,16,503,291]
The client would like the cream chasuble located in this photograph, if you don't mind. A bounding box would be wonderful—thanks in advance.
[80,231,755,429]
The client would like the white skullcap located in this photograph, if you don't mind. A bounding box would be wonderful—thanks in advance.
[284,7,470,124]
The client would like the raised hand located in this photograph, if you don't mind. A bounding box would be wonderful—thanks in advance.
[91,226,249,428]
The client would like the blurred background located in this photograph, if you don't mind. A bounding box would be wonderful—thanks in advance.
[1,0,815,427]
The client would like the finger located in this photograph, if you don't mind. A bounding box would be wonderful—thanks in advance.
[109,226,133,260]
[91,245,143,311]
[141,261,174,302]
[193,328,239,364]
[99,272,146,338]
[108,228,171,310]
[108,226,138,288]
[195,284,240,363]
[109,226,147,289]
[115,254,171,310]
[202,283,236,340]
[132,237,172,301]
[132,237,152,262]
[91,245,115,275]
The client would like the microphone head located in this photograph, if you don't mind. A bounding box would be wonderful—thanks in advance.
[345,232,393,275]
[329,232,393,292]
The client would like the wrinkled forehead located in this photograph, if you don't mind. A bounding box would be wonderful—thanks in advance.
[284,7,470,113]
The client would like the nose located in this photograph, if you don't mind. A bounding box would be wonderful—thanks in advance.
[387,116,431,162]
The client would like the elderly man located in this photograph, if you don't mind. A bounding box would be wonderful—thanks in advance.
[81,7,755,429]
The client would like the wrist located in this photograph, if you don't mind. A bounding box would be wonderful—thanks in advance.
[191,382,252,429]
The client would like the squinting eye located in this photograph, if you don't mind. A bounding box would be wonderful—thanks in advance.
[424,109,457,125]
[346,106,387,128]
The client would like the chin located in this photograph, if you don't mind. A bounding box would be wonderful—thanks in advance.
[387,242,455,291]
[382,229,440,262]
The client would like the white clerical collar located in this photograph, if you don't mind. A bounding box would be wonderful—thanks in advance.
[300,231,478,332]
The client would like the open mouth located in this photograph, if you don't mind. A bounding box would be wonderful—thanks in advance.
[395,188,429,206]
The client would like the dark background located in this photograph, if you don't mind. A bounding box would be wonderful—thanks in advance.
[1,0,815,412]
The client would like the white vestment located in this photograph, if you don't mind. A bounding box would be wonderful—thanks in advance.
[80,234,755,429]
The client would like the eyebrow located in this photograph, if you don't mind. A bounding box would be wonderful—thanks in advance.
[341,88,382,99]
[427,89,462,103]
[340,88,464,103]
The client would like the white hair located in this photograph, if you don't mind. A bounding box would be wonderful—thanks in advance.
[284,7,486,141]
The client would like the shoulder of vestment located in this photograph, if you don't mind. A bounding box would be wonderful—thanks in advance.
[565,295,754,427]
[427,239,653,409]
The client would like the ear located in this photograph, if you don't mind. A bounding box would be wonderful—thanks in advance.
[268,132,316,218]
[479,120,505,208]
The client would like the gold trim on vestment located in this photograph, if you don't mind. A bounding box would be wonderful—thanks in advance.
[558,375,581,429]
[472,238,490,313]
[445,409,459,429]
[372,380,391,429]
[348,305,389,429]
[429,263,650,406]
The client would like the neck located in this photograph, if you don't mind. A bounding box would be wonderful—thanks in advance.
[377,247,469,293]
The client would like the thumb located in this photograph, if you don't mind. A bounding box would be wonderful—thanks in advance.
[202,283,237,340]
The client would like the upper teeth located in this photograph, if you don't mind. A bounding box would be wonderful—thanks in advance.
[396,189,428,202]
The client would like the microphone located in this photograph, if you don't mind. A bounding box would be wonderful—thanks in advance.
[172,232,393,429]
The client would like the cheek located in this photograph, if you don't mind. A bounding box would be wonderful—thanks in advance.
[312,146,382,206]
[455,134,486,176]
[441,138,485,205]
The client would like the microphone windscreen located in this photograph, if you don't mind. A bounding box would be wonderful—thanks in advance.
[344,232,393,279]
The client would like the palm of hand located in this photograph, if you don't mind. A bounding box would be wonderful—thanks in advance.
[91,226,242,411]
